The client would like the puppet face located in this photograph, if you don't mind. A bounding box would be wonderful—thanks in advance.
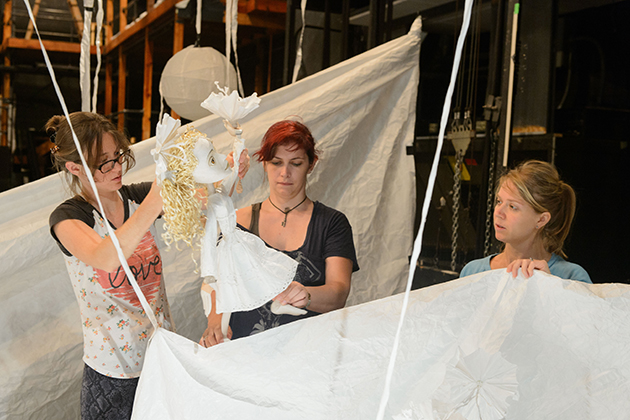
[192,136,231,184]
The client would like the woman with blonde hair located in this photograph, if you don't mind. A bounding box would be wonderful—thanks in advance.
[460,160,591,283]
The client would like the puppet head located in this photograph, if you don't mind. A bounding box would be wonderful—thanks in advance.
[159,126,230,250]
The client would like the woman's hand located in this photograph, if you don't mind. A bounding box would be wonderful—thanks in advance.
[273,281,310,309]
[199,313,232,347]
[506,258,551,278]
[146,179,164,215]
[53,179,164,272]
[226,149,250,179]
[199,286,232,347]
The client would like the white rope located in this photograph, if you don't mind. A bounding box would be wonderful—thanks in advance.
[91,0,104,113]
[79,0,94,112]
[375,1,475,418]
[502,2,519,167]
[225,0,244,95]
[291,0,308,84]
[196,0,202,36]
[23,0,159,329]
[79,0,104,113]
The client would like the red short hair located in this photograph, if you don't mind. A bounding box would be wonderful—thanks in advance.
[254,120,319,164]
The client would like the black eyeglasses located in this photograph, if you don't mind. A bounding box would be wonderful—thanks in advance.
[97,150,131,174]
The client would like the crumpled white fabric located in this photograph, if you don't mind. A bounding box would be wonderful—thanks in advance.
[200,82,260,128]
[434,348,519,420]
[150,114,183,184]
[202,192,297,314]
[131,270,630,420]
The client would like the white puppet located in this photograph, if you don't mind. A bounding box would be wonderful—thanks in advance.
[152,93,305,341]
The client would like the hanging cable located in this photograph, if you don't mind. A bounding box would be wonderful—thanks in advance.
[225,0,245,95]
[375,5,475,417]
[79,0,93,112]
[483,130,498,256]
[291,0,308,83]
[451,149,464,271]
[448,0,483,270]
[91,0,104,113]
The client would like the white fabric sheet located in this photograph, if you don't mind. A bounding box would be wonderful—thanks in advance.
[132,270,630,420]
[0,18,421,419]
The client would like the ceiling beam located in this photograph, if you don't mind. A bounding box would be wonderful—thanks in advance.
[237,0,287,14]
[104,0,180,53]
[0,38,97,54]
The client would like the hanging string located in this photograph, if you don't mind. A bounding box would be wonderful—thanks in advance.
[225,0,245,96]
[91,0,104,113]
[453,0,465,116]
[466,0,483,211]
[79,0,103,113]
[196,0,202,45]
[291,0,308,84]
[471,0,483,125]
[376,2,475,417]
[79,0,93,112]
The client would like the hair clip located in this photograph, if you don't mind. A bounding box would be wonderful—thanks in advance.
[50,145,59,154]
[50,132,57,144]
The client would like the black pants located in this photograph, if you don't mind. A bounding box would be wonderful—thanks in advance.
[81,364,139,420]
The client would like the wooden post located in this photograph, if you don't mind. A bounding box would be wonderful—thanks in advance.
[173,16,184,54]
[105,59,113,116]
[1,0,11,148]
[117,47,126,131]
[2,0,11,42]
[106,0,113,41]
[120,0,128,31]
[24,0,42,40]
[1,56,10,148]
[142,27,153,139]
[66,0,84,37]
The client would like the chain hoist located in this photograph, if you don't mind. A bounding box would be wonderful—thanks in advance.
[483,130,498,256]
[450,149,464,271]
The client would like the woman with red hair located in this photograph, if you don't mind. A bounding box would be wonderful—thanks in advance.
[200,120,359,345]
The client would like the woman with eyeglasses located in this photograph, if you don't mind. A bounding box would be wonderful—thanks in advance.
[46,112,246,420]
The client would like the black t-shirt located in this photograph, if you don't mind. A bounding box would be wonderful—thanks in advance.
[49,182,152,256]
[230,201,359,339]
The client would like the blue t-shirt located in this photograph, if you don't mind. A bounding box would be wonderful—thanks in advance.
[460,253,592,284]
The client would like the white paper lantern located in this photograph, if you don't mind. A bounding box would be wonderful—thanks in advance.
[160,46,238,121]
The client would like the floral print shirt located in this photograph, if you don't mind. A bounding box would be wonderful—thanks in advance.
[50,183,172,378]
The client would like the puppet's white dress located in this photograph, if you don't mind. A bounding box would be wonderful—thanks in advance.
[201,192,297,314]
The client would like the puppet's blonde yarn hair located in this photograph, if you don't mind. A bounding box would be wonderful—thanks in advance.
[161,127,206,250]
